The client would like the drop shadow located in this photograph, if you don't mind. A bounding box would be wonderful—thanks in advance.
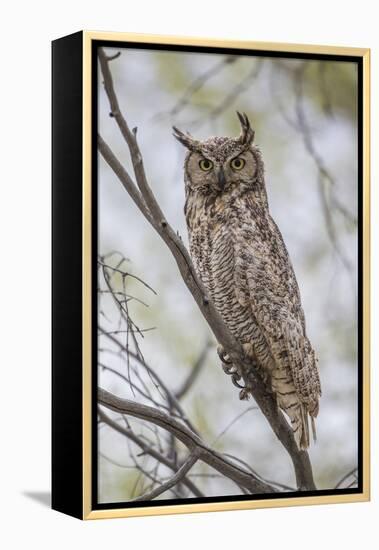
[23,491,51,508]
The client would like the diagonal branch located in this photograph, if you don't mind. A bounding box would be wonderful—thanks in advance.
[155,55,237,119]
[99,387,277,494]
[334,467,358,489]
[189,59,263,128]
[175,341,211,400]
[98,407,204,498]
[97,48,316,491]
[128,452,200,502]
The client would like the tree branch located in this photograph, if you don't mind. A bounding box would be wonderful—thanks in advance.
[128,452,200,502]
[175,341,211,400]
[99,326,199,435]
[155,55,237,119]
[99,387,277,494]
[189,59,263,128]
[98,48,316,491]
[98,407,204,498]
[334,467,358,489]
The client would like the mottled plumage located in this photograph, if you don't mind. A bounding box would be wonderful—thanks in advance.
[173,113,321,450]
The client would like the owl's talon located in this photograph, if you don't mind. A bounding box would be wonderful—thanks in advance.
[231,373,244,389]
[217,345,232,364]
[222,363,238,375]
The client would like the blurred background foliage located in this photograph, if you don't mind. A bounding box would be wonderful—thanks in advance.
[98,46,358,503]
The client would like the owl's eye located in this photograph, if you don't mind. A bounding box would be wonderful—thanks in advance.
[199,158,213,171]
[231,157,245,170]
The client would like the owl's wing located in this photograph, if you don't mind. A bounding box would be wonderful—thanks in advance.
[232,212,321,415]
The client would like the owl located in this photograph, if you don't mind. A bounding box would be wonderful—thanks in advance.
[173,113,321,450]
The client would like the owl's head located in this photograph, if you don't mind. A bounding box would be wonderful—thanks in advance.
[173,112,264,198]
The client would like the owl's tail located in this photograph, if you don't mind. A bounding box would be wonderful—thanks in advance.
[284,402,313,451]
[298,404,310,450]
[291,404,318,450]
[272,370,317,450]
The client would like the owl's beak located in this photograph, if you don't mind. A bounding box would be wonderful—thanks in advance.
[217,167,226,190]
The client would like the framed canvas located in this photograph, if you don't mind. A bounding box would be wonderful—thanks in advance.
[52,31,370,520]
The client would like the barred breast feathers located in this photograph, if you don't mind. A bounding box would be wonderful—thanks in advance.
[177,113,321,450]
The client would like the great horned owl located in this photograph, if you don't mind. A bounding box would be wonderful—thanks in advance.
[173,113,321,450]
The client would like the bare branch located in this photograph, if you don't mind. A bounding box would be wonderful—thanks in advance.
[98,258,157,295]
[97,135,155,225]
[99,452,134,469]
[99,387,277,494]
[155,55,237,119]
[106,51,121,62]
[334,467,358,489]
[291,63,357,289]
[99,363,190,421]
[190,59,263,128]
[175,341,211,400]
[128,452,200,502]
[98,407,204,498]
[211,406,258,446]
[99,327,199,435]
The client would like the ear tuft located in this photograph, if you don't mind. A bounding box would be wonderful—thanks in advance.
[236,111,255,146]
[172,126,200,151]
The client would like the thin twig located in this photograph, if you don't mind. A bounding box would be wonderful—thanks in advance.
[175,341,211,400]
[128,452,200,502]
[154,55,237,119]
[189,59,263,128]
[211,406,258,446]
[99,327,199,435]
[292,63,357,276]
